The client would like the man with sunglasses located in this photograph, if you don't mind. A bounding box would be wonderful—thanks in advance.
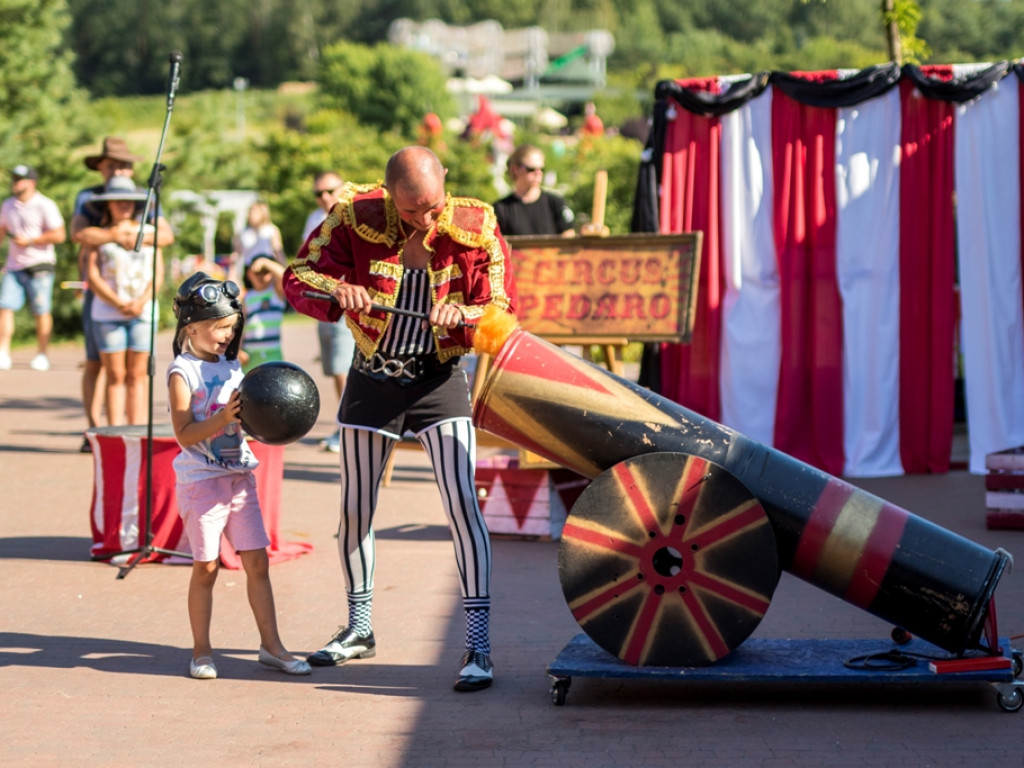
[302,170,354,453]
[285,147,518,692]
[493,144,575,237]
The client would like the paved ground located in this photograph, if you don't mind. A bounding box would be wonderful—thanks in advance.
[2,316,1024,768]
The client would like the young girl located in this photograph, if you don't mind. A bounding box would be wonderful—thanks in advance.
[84,176,163,426]
[167,271,310,680]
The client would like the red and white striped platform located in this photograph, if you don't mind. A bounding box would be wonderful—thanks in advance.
[86,425,312,567]
[475,455,589,540]
[985,446,1024,530]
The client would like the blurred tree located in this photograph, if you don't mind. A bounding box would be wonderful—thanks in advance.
[437,137,500,204]
[551,134,643,237]
[433,0,541,28]
[63,0,1024,97]
[319,42,455,138]
[0,0,83,167]
[68,0,187,95]
[609,0,667,74]
[0,0,91,342]
[792,0,888,53]
[690,0,793,45]
[180,0,252,88]
[254,108,400,253]
[919,0,1019,63]
[650,0,695,35]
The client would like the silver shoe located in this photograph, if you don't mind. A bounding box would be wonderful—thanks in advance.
[322,430,341,453]
[190,656,217,679]
[258,647,312,675]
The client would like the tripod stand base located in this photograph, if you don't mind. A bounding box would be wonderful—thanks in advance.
[114,545,193,579]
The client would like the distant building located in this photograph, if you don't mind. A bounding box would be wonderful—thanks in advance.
[388,18,613,90]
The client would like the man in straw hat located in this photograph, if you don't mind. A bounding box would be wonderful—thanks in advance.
[70,137,173,451]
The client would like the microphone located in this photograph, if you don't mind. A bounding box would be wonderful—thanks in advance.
[167,51,183,106]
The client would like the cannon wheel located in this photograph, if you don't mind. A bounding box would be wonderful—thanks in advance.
[558,452,780,668]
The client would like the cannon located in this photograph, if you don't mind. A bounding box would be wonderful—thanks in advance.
[471,311,1010,668]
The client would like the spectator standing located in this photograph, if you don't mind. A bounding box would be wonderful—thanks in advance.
[82,177,164,426]
[233,201,285,283]
[493,145,575,237]
[70,136,145,449]
[0,165,67,372]
[302,171,355,453]
[580,101,605,139]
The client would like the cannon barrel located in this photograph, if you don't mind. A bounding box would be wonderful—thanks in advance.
[473,329,1008,655]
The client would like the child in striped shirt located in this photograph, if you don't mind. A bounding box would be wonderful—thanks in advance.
[239,254,286,372]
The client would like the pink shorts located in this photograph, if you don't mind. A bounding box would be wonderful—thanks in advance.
[176,473,270,562]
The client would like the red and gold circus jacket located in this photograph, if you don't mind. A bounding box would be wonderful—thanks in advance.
[284,182,518,363]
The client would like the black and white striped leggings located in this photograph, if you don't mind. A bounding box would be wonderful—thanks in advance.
[336,418,491,599]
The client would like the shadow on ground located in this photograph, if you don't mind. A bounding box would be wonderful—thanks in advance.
[0,536,94,561]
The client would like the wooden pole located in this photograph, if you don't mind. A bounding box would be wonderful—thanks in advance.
[580,169,611,236]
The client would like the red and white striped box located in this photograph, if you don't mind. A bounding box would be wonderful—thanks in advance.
[985,447,1024,529]
[474,455,589,540]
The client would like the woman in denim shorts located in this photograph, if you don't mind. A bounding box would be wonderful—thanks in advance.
[82,177,164,425]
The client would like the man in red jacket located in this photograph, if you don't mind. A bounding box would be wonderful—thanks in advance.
[284,146,517,692]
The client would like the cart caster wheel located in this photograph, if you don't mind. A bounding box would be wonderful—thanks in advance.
[551,678,571,706]
[1012,653,1023,679]
[997,687,1023,713]
[891,627,912,645]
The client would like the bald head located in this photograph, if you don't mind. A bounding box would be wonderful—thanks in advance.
[385,146,448,233]
[385,146,445,196]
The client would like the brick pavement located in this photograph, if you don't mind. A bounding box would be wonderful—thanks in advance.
[1,317,1023,767]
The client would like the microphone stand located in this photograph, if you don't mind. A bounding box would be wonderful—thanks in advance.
[113,52,192,579]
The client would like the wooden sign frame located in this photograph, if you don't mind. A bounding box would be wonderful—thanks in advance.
[505,232,703,343]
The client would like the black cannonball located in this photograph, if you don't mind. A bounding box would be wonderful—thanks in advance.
[237,361,320,445]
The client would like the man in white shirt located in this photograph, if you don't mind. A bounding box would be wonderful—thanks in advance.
[302,171,354,452]
[0,165,67,371]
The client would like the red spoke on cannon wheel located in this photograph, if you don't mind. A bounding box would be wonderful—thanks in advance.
[567,569,645,621]
[622,586,664,665]
[683,498,769,552]
[611,454,708,537]
[611,461,661,533]
[561,521,645,559]
[676,584,731,659]
[621,578,730,664]
[686,568,772,614]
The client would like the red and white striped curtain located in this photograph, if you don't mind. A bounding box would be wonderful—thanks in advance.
[641,63,1024,476]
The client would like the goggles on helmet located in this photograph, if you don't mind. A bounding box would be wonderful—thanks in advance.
[190,280,241,307]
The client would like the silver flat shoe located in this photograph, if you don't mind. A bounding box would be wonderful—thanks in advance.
[258,647,312,676]
[190,656,217,680]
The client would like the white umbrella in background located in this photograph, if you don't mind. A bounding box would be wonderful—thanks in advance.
[475,74,514,94]
[534,106,568,131]
[446,75,514,95]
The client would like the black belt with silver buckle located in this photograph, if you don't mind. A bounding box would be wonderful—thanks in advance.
[353,351,454,385]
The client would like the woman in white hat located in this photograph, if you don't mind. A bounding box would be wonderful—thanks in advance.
[83,176,164,427]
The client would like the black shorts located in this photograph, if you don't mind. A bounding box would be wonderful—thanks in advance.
[339,361,472,439]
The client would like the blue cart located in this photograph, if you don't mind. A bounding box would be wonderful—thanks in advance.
[547,632,1024,711]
